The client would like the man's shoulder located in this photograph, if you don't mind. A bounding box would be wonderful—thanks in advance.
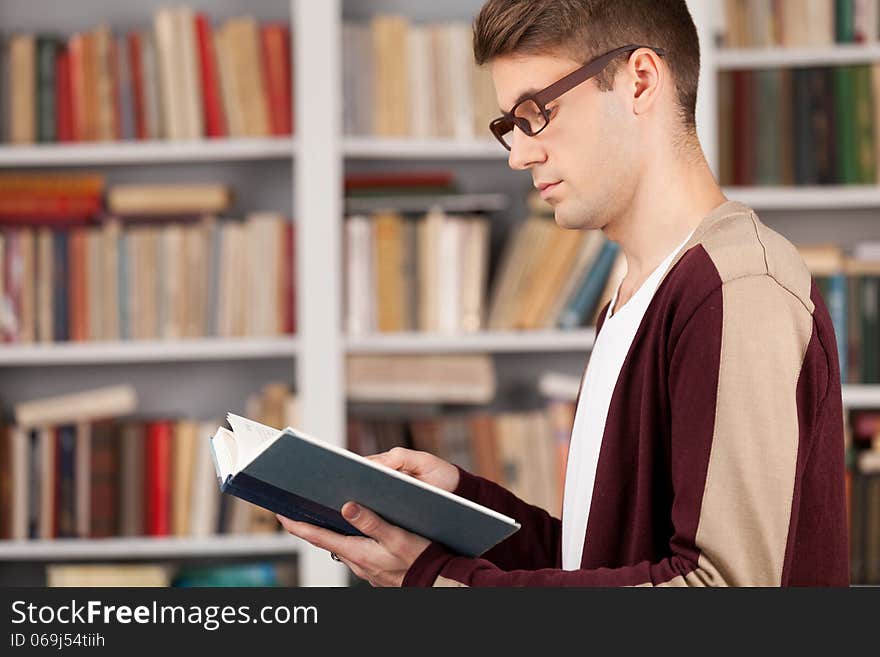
[670,201,815,317]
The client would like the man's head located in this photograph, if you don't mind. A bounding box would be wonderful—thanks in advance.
[474,0,701,230]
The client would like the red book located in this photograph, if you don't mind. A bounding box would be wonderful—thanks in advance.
[344,171,454,190]
[67,228,88,342]
[145,421,172,536]
[260,24,292,135]
[55,49,74,142]
[127,32,147,140]
[2,230,21,343]
[282,221,296,334]
[0,195,101,220]
[195,13,226,138]
[67,35,87,142]
[90,420,119,538]
[732,70,755,186]
[109,37,122,140]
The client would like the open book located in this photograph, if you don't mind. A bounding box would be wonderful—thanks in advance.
[210,414,521,558]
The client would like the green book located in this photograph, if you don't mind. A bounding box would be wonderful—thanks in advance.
[755,69,781,186]
[833,66,858,185]
[35,36,59,143]
[836,0,856,43]
[853,65,877,184]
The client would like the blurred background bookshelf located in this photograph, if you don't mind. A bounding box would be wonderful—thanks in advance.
[2,0,880,587]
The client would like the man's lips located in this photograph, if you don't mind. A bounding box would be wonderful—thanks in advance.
[536,181,561,191]
[537,181,561,198]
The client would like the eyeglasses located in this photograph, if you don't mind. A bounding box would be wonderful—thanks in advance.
[489,44,667,151]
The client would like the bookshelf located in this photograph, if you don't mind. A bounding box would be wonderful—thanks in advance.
[346,330,596,355]
[2,0,878,588]
[0,137,296,167]
[0,337,299,367]
[0,534,302,561]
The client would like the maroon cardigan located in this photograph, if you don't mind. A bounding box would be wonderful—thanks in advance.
[403,201,849,587]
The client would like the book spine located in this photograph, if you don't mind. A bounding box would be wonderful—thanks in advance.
[145,420,172,536]
[55,47,74,143]
[195,13,226,138]
[36,37,58,143]
[558,241,620,329]
[827,272,849,385]
[56,424,77,538]
[260,24,292,135]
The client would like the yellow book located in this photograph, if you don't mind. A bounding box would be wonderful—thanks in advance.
[373,212,406,332]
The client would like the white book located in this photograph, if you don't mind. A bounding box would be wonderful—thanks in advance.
[345,215,375,336]
[461,218,489,333]
[10,426,28,540]
[437,214,464,334]
[190,421,222,537]
[154,8,184,140]
[14,385,137,428]
[406,24,433,138]
[177,7,204,139]
[447,22,476,140]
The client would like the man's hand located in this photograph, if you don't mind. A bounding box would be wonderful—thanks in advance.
[366,447,460,492]
[276,502,431,587]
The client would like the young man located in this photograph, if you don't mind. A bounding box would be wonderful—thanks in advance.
[278,0,849,586]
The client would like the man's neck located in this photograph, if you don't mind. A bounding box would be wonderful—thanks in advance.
[604,151,727,287]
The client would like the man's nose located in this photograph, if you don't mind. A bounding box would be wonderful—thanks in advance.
[507,127,547,170]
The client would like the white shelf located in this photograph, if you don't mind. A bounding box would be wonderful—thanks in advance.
[0,137,296,167]
[343,137,506,160]
[0,535,302,560]
[716,44,880,70]
[723,186,880,210]
[0,337,299,366]
[346,330,596,354]
[842,385,880,409]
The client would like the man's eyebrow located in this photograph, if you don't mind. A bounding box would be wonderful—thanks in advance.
[500,88,541,113]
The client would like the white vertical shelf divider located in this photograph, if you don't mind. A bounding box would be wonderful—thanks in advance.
[293,0,348,587]
[688,0,720,175]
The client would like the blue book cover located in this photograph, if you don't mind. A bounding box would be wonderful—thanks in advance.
[56,425,77,538]
[558,240,620,329]
[211,414,521,558]
[52,231,68,342]
[826,272,848,384]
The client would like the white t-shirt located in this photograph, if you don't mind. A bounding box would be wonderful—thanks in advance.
[561,230,695,571]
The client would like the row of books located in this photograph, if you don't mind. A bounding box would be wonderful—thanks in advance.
[0,382,298,541]
[342,17,496,139]
[0,174,234,222]
[6,9,292,144]
[717,66,877,187]
[723,0,879,48]
[344,204,623,335]
[46,561,298,587]
[800,243,880,384]
[0,213,295,344]
[489,194,624,331]
[348,399,576,518]
[847,408,880,584]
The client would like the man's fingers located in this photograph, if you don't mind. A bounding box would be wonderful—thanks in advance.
[367,449,406,471]
[276,514,365,558]
[341,502,401,549]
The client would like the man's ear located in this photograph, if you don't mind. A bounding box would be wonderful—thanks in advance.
[629,49,664,117]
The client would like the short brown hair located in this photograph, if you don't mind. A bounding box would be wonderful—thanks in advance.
[473,0,700,132]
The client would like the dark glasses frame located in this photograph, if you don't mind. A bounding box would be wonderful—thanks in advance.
[489,44,668,151]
